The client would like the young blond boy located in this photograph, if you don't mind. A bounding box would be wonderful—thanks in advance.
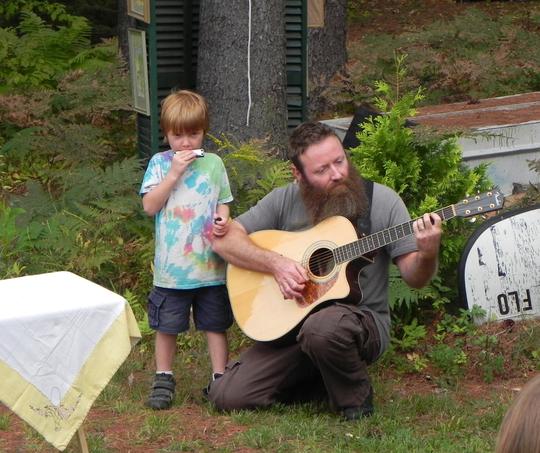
[140,90,233,409]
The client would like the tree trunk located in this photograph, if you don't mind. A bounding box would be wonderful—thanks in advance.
[197,0,288,153]
[307,0,348,119]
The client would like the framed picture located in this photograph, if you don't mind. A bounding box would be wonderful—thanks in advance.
[127,28,151,115]
[127,0,150,24]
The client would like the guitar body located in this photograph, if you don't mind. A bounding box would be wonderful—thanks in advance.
[227,190,504,342]
[227,216,362,342]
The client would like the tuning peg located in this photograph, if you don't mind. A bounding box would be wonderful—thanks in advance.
[469,216,477,223]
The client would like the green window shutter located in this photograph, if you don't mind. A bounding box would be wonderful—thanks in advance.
[285,0,307,131]
[155,0,198,95]
[135,1,305,156]
[136,114,153,158]
[136,0,200,158]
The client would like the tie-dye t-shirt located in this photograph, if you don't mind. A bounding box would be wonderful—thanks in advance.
[140,150,233,289]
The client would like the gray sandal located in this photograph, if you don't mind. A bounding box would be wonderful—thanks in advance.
[146,373,176,410]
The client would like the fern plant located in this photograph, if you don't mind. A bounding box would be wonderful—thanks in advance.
[210,134,292,216]
[0,29,152,297]
[0,204,28,278]
[0,0,76,26]
[0,6,119,92]
[10,156,150,286]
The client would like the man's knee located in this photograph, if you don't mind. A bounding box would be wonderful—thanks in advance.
[207,364,272,411]
[299,310,341,356]
[208,382,246,410]
[298,306,364,361]
[208,368,251,410]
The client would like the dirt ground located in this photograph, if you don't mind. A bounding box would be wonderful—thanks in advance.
[0,401,252,453]
[348,0,531,41]
[349,0,540,129]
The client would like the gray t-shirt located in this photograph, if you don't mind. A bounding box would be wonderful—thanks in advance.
[236,181,417,355]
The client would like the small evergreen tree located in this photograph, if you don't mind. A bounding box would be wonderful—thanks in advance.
[348,55,492,311]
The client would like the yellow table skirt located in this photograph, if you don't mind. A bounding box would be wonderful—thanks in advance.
[0,304,141,451]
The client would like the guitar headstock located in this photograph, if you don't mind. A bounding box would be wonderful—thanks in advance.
[455,190,505,218]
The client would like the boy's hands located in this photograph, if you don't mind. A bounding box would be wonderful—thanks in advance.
[212,216,230,237]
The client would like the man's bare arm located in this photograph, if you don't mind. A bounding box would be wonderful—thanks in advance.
[212,220,308,300]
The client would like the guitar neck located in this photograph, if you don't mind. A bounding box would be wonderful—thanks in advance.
[334,205,456,264]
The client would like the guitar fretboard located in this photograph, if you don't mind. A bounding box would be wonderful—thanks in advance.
[333,205,456,264]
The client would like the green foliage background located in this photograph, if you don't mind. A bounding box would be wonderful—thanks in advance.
[0,1,291,339]
[0,1,117,92]
[0,0,537,380]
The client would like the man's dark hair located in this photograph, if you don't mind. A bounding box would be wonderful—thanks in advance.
[288,121,340,172]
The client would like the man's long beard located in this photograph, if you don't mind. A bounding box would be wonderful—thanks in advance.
[300,164,368,225]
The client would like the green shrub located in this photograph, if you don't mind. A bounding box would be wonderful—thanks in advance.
[429,344,468,380]
[391,318,427,352]
[348,58,492,314]
[0,204,27,277]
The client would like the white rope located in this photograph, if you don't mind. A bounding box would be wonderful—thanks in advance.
[246,0,252,126]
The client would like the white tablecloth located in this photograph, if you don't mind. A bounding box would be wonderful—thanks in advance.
[0,272,125,406]
[0,271,141,450]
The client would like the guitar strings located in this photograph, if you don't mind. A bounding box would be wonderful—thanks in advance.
[304,206,456,269]
[306,221,416,268]
[302,199,497,270]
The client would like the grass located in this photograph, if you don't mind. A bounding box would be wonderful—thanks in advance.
[0,413,10,431]
[86,433,111,453]
[3,319,537,452]
[138,414,173,442]
[215,389,500,452]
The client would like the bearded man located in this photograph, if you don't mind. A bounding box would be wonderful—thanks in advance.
[209,121,442,420]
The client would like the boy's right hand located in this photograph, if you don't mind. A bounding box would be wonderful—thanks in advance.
[170,150,197,178]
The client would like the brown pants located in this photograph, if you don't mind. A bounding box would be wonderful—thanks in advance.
[208,303,381,412]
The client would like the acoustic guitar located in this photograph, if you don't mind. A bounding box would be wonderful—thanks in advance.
[227,190,504,342]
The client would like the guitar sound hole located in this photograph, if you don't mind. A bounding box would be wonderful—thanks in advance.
[308,247,335,278]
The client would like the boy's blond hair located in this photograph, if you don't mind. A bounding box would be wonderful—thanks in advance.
[160,90,209,137]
